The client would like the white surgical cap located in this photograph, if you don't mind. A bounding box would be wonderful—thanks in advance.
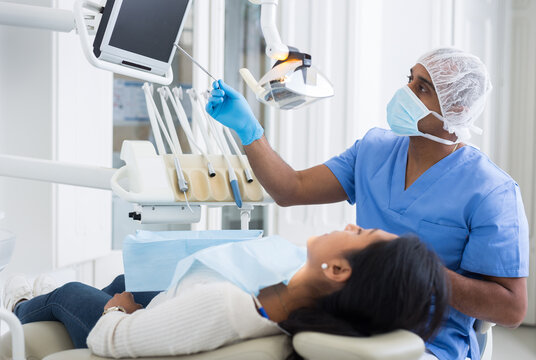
[418,48,492,141]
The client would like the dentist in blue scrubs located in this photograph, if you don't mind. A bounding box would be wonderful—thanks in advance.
[206,48,529,360]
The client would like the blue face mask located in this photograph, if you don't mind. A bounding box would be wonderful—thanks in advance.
[386,86,458,145]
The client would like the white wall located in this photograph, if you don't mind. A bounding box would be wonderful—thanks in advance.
[54,0,113,268]
[0,0,56,274]
[502,0,536,325]
[0,0,113,284]
[273,0,454,245]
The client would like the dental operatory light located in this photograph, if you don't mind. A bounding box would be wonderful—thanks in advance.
[242,0,334,110]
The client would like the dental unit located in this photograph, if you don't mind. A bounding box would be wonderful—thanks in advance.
[223,126,255,183]
[188,88,243,208]
[142,84,191,208]
[0,1,340,359]
[163,86,217,178]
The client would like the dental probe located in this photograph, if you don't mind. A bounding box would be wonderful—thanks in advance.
[174,44,220,87]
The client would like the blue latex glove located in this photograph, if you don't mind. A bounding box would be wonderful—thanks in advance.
[206,80,264,145]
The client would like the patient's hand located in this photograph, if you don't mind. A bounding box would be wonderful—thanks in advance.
[104,292,143,314]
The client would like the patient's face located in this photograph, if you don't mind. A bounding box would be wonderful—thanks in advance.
[307,224,397,264]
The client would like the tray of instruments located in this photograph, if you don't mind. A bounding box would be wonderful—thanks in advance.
[111,141,272,206]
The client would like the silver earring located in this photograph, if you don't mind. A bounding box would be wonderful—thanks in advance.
[321,263,328,270]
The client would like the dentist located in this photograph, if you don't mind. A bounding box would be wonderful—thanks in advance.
[206,48,529,360]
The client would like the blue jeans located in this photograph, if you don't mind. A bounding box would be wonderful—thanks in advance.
[14,275,159,348]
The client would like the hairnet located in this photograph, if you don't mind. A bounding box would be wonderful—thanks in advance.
[417,48,492,141]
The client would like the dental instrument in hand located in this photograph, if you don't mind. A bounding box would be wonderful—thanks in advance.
[143,84,192,211]
[189,88,243,208]
[165,86,216,177]
[174,44,220,88]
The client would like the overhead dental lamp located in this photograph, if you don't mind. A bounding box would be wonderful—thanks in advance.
[241,0,334,110]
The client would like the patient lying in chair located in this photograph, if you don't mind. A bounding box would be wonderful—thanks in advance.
[4,225,448,358]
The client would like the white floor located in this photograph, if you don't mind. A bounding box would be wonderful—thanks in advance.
[493,325,536,359]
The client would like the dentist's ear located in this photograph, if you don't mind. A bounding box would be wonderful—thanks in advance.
[321,258,352,283]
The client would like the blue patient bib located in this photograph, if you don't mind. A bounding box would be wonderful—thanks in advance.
[168,235,307,296]
[123,230,264,291]
[123,230,307,294]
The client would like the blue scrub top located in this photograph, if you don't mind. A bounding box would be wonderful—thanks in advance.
[325,128,529,360]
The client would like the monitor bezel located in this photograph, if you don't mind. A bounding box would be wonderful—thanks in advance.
[95,0,192,76]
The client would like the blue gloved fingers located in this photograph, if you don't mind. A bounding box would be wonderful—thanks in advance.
[205,79,262,145]
[217,80,242,99]
[206,100,222,118]
[210,88,225,97]
[207,97,224,106]
[205,101,216,115]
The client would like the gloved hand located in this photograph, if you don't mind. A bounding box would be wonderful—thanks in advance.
[206,80,264,145]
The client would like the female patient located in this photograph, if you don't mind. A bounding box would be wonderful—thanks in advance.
[3,225,448,358]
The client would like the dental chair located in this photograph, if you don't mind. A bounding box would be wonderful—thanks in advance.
[0,320,494,360]
[0,321,425,360]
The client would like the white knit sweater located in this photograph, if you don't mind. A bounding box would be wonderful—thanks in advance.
[86,266,281,358]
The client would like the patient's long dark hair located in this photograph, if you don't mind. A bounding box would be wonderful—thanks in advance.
[279,235,449,358]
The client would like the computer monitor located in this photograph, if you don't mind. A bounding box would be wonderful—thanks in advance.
[93,0,192,77]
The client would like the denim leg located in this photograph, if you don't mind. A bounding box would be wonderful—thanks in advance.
[14,282,110,348]
[101,274,160,308]
[100,274,127,295]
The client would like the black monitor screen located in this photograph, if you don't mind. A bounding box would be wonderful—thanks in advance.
[109,0,190,62]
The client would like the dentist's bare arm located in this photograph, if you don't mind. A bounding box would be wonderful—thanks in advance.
[244,136,348,206]
[447,270,527,327]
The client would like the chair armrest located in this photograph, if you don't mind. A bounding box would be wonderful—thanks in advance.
[0,321,74,360]
[474,320,495,334]
[293,330,425,360]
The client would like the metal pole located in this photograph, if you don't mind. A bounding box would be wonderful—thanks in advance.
[0,2,75,33]
[0,154,115,190]
[0,309,25,360]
